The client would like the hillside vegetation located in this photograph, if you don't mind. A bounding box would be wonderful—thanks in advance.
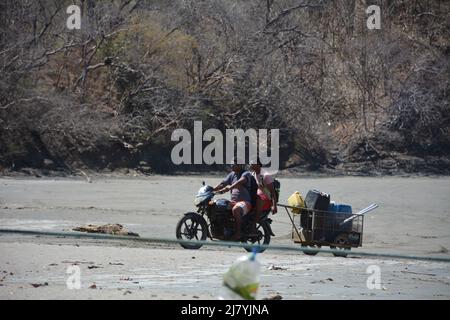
[1,0,449,175]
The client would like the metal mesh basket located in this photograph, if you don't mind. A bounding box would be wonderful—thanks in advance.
[293,209,364,246]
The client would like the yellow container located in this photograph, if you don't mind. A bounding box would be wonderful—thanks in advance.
[288,191,305,214]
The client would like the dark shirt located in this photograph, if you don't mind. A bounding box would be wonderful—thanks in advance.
[221,171,252,203]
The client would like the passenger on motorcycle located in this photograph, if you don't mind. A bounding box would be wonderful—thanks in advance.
[213,160,253,241]
[249,158,278,232]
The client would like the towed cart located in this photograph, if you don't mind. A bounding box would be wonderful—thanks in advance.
[279,203,378,257]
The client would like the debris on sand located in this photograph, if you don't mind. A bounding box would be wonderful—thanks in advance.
[120,277,132,281]
[311,278,334,284]
[88,265,102,269]
[263,294,283,300]
[401,270,436,277]
[31,282,48,288]
[268,265,287,271]
[73,224,139,237]
[61,260,94,265]
[89,284,97,289]
[439,246,448,254]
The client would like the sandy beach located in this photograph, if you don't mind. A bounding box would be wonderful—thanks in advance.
[0,176,449,299]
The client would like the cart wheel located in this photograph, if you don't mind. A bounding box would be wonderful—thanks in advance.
[330,234,351,257]
[301,244,321,256]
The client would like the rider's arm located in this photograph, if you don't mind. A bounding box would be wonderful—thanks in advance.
[229,175,247,190]
[267,181,278,213]
[214,173,232,191]
[213,183,226,191]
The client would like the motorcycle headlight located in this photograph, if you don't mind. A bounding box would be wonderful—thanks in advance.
[194,195,207,206]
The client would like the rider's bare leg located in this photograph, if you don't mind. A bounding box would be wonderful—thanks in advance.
[252,198,263,234]
[232,206,243,241]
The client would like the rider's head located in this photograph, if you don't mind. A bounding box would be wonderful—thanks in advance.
[249,158,262,173]
[228,157,244,173]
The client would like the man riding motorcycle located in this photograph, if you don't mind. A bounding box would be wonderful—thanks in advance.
[213,160,254,241]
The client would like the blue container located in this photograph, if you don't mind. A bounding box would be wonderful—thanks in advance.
[325,203,353,235]
[328,203,352,214]
[336,204,352,214]
[328,202,338,213]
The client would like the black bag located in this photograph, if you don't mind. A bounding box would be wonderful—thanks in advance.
[248,175,258,207]
[305,189,330,212]
[272,179,280,202]
[241,172,258,207]
[305,189,331,241]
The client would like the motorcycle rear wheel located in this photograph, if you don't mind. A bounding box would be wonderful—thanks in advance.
[243,220,271,253]
[176,213,208,249]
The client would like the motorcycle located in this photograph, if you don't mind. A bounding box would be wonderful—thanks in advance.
[175,182,275,252]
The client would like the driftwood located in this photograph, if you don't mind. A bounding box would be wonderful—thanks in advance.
[73,224,139,237]
[79,170,92,183]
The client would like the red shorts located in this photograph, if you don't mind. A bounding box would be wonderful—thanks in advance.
[258,193,272,210]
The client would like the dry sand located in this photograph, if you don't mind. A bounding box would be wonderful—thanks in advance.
[0,175,449,299]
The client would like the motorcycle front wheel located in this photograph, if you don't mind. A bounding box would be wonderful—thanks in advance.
[243,220,271,253]
[175,212,208,249]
